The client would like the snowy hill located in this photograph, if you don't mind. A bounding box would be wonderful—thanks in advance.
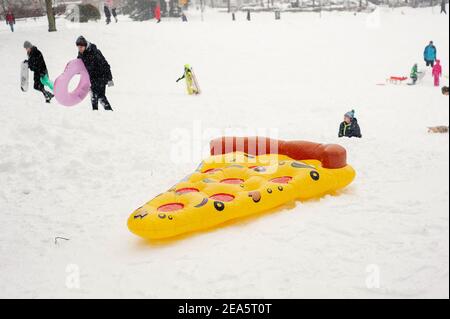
[0,7,448,298]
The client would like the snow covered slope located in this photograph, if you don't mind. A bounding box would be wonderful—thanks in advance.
[0,7,448,298]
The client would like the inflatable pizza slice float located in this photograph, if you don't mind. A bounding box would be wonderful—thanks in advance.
[128,137,356,240]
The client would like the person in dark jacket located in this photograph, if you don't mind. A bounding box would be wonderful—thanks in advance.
[442,0,447,14]
[424,41,437,67]
[76,36,113,111]
[104,1,118,25]
[24,41,54,103]
[5,10,15,32]
[338,109,362,138]
[104,5,112,24]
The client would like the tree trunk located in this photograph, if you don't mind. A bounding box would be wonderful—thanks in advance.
[1,0,8,14]
[45,0,57,32]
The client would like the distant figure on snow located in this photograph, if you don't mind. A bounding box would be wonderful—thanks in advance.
[23,41,54,103]
[176,64,200,95]
[181,12,188,22]
[410,63,420,85]
[104,0,118,24]
[432,60,442,87]
[76,36,114,111]
[441,0,447,14]
[424,41,437,67]
[338,110,362,138]
[5,10,15,32]
[154,4,161,23]
[442,86,449,96]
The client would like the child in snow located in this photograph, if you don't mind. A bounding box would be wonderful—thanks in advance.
[432,60,442,87]
[442,86,449,96]
[181,12,188,22]
[154,4,161,23]
[338,110,362,138]
[176,64,199,95]
[104,0,118,24]
[24,41,54,103]
[76,36,114,111]
[424,41,437,67]
[410,63,420,85]
[5,10,15,32]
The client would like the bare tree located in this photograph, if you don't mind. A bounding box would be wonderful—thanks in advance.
[1,0,8,14]
[45,0,56,32]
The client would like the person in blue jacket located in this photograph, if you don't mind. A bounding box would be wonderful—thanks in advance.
[424,41,437,67]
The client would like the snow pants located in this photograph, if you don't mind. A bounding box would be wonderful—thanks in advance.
[434,75,440,87]
[104,6,117,24]
[34,72,52,100]
[91,82,112,110]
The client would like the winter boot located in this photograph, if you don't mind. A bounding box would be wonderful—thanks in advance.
[43,90,54,103]
[91,94,99,110]
[100,97,113,111]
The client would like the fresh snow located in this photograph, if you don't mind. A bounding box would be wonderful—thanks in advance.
[0,7,448,298]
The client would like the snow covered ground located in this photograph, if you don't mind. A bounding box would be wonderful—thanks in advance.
[0,6,448,299]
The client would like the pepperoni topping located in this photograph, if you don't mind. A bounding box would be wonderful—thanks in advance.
[176,187,199,194]
[203,168,222,174]
[220,178,244,184]
[209,193,235,202]
[157,203,184,212]
[270,176,292,184]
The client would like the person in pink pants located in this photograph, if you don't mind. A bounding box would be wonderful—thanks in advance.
[432,59,442,87]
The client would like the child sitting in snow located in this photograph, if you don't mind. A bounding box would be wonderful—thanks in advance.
[338,110,362,138]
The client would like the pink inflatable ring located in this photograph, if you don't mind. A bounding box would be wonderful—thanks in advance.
[54,59,91,107]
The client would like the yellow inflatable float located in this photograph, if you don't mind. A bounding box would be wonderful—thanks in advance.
[128,137,356,240]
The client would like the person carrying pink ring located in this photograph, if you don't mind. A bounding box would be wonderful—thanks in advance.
[432,60,442,87]
[76,36,114,111]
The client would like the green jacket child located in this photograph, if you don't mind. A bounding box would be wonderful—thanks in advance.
[410,64,419,84]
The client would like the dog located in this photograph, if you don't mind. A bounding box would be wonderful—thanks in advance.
[428,126,449,133]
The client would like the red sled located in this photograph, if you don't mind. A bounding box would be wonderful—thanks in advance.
[387,76,408,84]
[376,76,409,86]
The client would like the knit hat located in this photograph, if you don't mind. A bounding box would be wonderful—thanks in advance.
[23,41,33,49]
[344,109,355,119]
[76,36,88,47]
